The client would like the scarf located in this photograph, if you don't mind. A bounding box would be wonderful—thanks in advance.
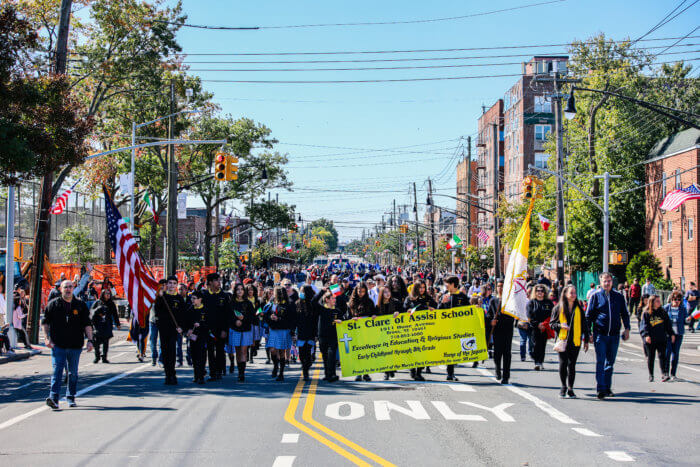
[558,305,581,347]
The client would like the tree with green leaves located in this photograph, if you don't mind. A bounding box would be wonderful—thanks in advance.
[626,251,672,290]
[308,218,339,252]
[59,222,97,265]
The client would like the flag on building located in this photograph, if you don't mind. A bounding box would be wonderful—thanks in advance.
[501,202,534,322]
[329,284,343,297]
[142,189,159,223]
[660,184,700,211]
[50,179,81,215]
[538,213,550,231]
[285,243,292,252]
[446,234,462,250]
[477,229,489,242]
[103,186,158,326]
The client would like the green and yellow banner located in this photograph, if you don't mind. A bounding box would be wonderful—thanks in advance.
[336,306,488,377]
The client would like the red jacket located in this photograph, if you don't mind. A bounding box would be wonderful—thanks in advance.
[630,284,641,299]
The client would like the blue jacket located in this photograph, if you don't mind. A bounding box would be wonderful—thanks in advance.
[663,303,687,336]
[586,289,631,336]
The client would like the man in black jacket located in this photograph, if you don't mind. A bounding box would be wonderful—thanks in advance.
[42,280,94,409]
[487,280,514,384]
[155,276,185,385]
[202,272,231,380]
[439,276,470,381]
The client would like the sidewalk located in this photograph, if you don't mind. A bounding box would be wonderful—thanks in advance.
[0,318,130,365]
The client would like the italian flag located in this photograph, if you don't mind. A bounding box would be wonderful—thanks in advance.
[538,213,550,231]
[142,190,159,223]
[446,234,462,250]
[691,308,700,320]
[285,243,292,252]
[329,284,342,297]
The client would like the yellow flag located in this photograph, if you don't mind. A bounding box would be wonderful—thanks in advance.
[501,202,534,322]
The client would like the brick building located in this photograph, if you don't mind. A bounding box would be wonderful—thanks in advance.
[455,156,479,245]
[475,100,504,249]
[645,128,700,288]
[503,56,568,202]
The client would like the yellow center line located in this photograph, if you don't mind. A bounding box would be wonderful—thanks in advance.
[302,365,398,467]
[283,369,371,466]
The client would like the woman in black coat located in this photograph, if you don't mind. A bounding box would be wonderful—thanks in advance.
[90,289,121,363]
[526,285,554,370]
[403,279,437,380]
[296,285,318,381]
[347,282,376,381]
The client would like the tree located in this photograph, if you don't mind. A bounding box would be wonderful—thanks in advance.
[247,200,294,231]
[0,5,93,185]
[308,218,338,251]
[139,219,162,262]
[626,251,673,290]
[59,222,97,265]
[218,239,239,271]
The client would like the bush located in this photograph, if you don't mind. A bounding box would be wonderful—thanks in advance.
[626,251,673,290]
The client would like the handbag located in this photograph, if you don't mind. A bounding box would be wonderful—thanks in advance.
[553,338,567,352]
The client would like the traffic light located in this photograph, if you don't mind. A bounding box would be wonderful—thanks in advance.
[226,155,238,181]
[399,224,408,233]
[521,176,534,201]
[214,152,226,181]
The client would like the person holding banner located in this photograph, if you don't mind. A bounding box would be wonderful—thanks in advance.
[154,276,186,386]
[296,285,318,381]
[550,285,589,398]
[439,276,470,381]
[376,286,403,380]
[230,283,255,382]
[526,285,554,371]
[263,286,296,382]
[183,291,208,385]
[314,289,343,382]
[348,282,377,381]
[404,279,437,381]
[487,280,514,384]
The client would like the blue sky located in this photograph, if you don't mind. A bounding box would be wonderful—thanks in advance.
[172,0,699,241]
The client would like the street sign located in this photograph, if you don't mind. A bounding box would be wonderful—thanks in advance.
[132,235,141,243]
[177,193,187,219]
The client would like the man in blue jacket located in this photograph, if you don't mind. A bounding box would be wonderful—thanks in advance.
[585,272,631,399]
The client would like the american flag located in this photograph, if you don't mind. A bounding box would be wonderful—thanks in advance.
[477,229,490,242]
[50,179,80,215]
[660,184,700,211]
[406,241,414,251]
[103,186,158,326]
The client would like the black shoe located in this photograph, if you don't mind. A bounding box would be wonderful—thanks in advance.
[567,389,577,398]
[363,374,371,382]
[495,370,502,380]
[500,379,509,384]
[102,358,109,364]
[230,364,235,374]
[649,375,654,382]
[425,367,432,374]
[238,374,245,382]
[197,378,205,385]
[383,373,390,380]
[46,398,59,410]
[272,366,279,378]
[446,375,455,381]
[93,357,99,363]
[152,360,156,366]
[559,388,567,398]
[472,362,479,368]
[661,375,670,382]
[276,374,284,382]
[265,359,271,364]
[329,375,339,382]
[355,376,362,381]
[415,375,426,381]
[410,369,416,379]
[597,391,606,399]
[521,357,526,362]
[177,362,183,367]
[606,390,615,397]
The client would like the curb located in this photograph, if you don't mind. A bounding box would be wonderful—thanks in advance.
[0,348,42,365]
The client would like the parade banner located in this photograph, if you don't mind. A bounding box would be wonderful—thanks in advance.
[336,306,487,377]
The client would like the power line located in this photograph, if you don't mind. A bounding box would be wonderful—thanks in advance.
[153,1,566,30]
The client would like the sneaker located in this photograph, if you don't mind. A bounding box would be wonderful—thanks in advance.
[521,357,526,362]
[46,398,59,410]
[567,389,577,398]
[559,388,567,398]
[137,355,144,362]
[102,359,109,364]
[500,379,509,384]
[151,360,156,366]
[355,376,362,382]
[67,398,77,408]
[597,391,606,400]
[362,375,371,382]
[93,357,99,363]
[383,373,390,380]
[661,375,670,382]
[670,375,678,382]
[649,375,654,382]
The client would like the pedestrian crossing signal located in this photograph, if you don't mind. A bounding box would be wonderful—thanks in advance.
[226,156,238,181]
[214,153,226,181]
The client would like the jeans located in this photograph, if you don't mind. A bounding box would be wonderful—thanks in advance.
[665,336,683,376]
[518,327,533,360]
[593,334,620,393]
[50,347,82,400]
[149,322,161,363]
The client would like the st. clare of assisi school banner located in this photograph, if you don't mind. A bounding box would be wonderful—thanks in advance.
[336,305,488,377]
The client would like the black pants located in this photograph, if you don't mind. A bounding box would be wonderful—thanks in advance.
[557,344,580,388]
[493,332,513,381]
[629,297,640,317]
[299,342,313,374]
[207,334,226,377]
[319,338,337,379]
[645,340,667,376]
[16,328,31,348]
[532,328,547,365]
[161,334,177,380]
[190,336,207,381]
[94,336,110,360]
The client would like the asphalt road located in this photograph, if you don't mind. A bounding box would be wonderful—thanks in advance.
[1,329,699,467]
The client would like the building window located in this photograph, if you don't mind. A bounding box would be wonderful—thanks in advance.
[689,218,694,240]
[534,152,548,169]
[668,221,672,242]
[535,124,551,142]
[662,172,666,197]
[658,221,663,247]
[534,96,551,113]
[675,168,681,189]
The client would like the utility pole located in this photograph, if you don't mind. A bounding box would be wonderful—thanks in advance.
[466,136,472,280]
[534,63,581,283]
[165,82,177,276]
[491,123,502,279]
[5,181,17,348]
[413,182,420,265]
[27,0,73,343]
[428,178,437,278]
[595,172,621,274]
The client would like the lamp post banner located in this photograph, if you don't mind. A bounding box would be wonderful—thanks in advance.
[336,305,487,377]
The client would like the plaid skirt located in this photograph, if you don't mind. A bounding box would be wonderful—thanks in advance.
[228,330,254,348]
[266,329,292,350]
[252,324,262,341]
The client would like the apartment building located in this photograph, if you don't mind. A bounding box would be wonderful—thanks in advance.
[475,100,504,249]
[455,156,479,246]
